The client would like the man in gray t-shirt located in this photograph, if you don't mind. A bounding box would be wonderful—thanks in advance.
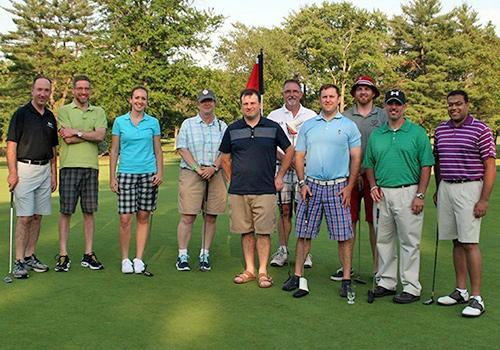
[330,75,387,282]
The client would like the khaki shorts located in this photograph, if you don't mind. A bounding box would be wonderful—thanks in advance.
[178,168,227,215]
[14,161,52,216]
[229,194,275,234]
[438,180,482,243]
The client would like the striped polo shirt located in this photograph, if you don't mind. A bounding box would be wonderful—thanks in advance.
[434,115,496,181]
[219,116,291,195]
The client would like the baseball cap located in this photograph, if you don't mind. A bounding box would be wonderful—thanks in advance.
[197,89,216,102]
[384,89,406,104]
[350,75,380,98]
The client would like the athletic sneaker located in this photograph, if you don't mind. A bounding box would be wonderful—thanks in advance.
[330,267,353,281]
[270,246,288,267]
[54,255,71,272]
[282,275,300,291]
[339,279,352,298]
[304,253,313,268]
[437,289,469,306]
[13,260,29,279]
[462,297,485,317]
[133,258,145,274]
[81,252,104,270]
[24,254,49,272]
[176,254,190,271]
[121,258,133,274]
[199,254,211,272]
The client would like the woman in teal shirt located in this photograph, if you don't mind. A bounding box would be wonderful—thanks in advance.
[110,86,163,274]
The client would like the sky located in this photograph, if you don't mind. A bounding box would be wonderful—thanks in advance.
[1,0,499,65]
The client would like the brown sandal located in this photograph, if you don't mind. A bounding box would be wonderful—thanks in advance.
[233,270,256,284]
[258,273,273,288]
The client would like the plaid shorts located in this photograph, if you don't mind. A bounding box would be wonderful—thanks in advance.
[295,180,353,241]
[59,168,99,214]
[117,173,158,214]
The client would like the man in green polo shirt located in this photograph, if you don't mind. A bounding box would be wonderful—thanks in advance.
[55,75,107,272]
[364,89,434,304]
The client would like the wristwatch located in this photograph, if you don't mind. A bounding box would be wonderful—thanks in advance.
[212,165,219,172]
[77,131,83,138]
[415,192,425,200]
[298,179,306,188]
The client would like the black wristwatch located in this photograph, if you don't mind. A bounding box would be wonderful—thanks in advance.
[298,179,306,188]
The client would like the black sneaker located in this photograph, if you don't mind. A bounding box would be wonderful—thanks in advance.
[330,267,353,281]
[339,279,352,298]
[282,275,300,291]
[24,254,49,272]
[54,255,71,272]
[199,254,211,272]
[13,260,29,279]
[393,291,420,304]
[176,254,190,271]
[81,252,104,270]
[373,286,397,297]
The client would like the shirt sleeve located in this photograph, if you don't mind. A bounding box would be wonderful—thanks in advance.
[417,127,435,166]
[57,106,70,129]
[295,123,307,152]
[276,126,291,151]
[219,127,231,154]
[176,119,189,149]
[95,107,108,129]
[153,118,161,136]
[478,125,496,160]
[50,115,59,146]
[6,109,21,142]
[111,118,121,136]
[362,134,375,169]
[347,122,361,149]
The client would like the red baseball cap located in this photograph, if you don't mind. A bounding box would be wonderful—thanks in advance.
[350,75,380,98]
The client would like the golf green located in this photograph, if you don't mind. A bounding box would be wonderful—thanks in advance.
[1,159,499,349]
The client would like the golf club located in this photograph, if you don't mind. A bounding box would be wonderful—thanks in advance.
[367,207,380,303]
[423,225,439,305]
[293,193,310,298]
[353,220,367,284]
[276,191,291,279]
[141,188,159,278]
[3,192,14,284]
[199,179,209,271]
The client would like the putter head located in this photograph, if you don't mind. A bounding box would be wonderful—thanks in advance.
[353,276,367,285]
[3,276,13,284]
[367,289,375,304]
[423,297,435,305]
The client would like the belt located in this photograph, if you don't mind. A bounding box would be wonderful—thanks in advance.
[306,177,347,186]
[383,183,418,189]
[18,159,50,165]
[443,179,478,184]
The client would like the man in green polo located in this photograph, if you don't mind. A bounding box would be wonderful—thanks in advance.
[364,89,434,304]
[55,75,107,272]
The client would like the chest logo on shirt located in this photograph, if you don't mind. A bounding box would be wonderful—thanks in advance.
[371,120,380,127]
[47,121,55,129]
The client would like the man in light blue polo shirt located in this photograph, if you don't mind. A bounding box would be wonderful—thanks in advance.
[282,84,362,298]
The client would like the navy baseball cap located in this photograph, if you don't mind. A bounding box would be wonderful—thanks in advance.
[384,89,406,104]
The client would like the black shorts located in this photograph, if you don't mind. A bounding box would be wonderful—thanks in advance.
[59,168,99,214]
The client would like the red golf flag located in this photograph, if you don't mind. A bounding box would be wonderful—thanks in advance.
[245,50,264,95]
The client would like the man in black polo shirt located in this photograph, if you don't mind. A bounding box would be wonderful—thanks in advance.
[220,88,294,288]
[6,75,58,279]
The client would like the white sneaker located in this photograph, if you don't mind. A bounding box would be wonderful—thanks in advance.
[462,297,485,317]
[437,289,469,306]
[133,258,145,274]
[270,247,288,267]
[121,259,133,274]
[303,253,313,268]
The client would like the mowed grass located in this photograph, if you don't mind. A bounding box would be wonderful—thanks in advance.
[1,157,500,349]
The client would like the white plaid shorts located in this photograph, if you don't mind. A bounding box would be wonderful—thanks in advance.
[117,173,158,214]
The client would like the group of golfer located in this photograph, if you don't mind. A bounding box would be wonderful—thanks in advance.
[5,73,495,318]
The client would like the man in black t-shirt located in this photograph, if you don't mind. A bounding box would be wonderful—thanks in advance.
[6,75,58,279]
[219,89,294,288]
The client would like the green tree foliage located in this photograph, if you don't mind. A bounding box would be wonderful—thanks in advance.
[216,23,309,116]
[0,0,97,136]
[284,1,392,111]
[85,0,223,134]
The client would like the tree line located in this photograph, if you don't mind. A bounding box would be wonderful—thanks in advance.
[1,0,499,141]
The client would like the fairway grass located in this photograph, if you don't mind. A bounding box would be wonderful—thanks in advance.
[1,159,499,349]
